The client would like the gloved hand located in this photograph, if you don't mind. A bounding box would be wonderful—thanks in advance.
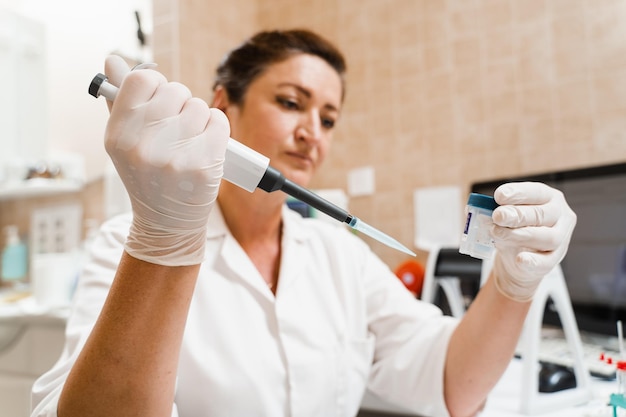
[103,55,230,266]
[490,182,577,302]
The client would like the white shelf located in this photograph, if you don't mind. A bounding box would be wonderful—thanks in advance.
[0,179,84,201]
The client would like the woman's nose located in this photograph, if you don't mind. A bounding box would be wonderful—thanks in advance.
[296,111,322,143]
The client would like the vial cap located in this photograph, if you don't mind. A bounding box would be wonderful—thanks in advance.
[467,193,499,211]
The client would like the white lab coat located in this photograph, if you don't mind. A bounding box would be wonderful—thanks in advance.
[31,205,458,417]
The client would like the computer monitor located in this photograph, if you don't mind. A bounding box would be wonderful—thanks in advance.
[471,162,626,338]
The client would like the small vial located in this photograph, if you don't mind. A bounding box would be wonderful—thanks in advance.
[617,361,626,396]
[459,193,499,260]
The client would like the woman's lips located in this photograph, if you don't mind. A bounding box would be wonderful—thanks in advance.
[286,151,313,166]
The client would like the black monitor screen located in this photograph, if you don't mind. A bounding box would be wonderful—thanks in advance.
[471,162,626,337]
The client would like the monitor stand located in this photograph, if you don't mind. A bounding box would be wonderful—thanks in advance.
[517,264,593,415]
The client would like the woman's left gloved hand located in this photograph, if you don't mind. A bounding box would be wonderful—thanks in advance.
[490,182,577,302]
[102,55,230,267]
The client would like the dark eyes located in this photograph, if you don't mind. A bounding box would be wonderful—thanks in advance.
[276,97,336,130]
[321,118,335,129]
[277,97,299,110]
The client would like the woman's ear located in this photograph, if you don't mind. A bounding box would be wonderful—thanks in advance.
[212,86,230,112]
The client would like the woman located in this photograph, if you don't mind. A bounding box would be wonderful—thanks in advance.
[31,29,576,417]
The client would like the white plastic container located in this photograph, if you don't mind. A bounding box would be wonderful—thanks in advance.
[31,252,77,308]
[459,193,499,260]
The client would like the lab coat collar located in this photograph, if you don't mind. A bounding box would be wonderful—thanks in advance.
[206,203,313,297]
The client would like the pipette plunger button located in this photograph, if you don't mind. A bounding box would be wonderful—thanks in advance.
[89,73,107,98]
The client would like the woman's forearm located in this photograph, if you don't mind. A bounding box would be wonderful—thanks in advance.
[58,252,200,417]
[443,273,531,417]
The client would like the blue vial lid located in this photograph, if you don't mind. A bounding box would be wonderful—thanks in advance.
[467,193,499,211]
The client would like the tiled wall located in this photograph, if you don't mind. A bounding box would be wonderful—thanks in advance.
[151,0,626,268]
[17,0,617,271]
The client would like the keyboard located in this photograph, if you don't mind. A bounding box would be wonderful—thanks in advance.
[516,328,620,379]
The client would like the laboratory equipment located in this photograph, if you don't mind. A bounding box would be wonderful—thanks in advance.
[88,73,415,257]
[619,320,625,359]
[611,358,626,417]
[458,193,498,260]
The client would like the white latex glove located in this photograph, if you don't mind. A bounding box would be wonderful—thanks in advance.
[103,55,230,266]
[490,182,577,302]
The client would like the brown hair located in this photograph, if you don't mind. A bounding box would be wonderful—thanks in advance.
[213,29,347,105]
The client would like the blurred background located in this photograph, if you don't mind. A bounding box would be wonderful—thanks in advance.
[2,1,626,415]
[3,0,626,268]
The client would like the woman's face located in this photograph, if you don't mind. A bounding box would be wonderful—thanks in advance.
[225,53,343,187]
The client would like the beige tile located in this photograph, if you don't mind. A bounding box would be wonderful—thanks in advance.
[485,30,515,63]
[423,0,447,16]
[554,115,594,168]
[456,94,485,126]
[487,90,520,122]
[452,37,482,69]
[593,70,626,113]
[521,86,556,120]
[521,116,557,144]
[453,68,483,96]
[512,0,548,23]
[484,62,518,94]
[423,15,449,45]
[550,0,586,14]
[450,8,483,38]
[555,79,592,117]
[424,44,452,73]
[592,109,626,153]
[488,122,521,152]
[554,48,590,81]
[482,0,513,30]
[423,72,453,104]
[552,13,587,53]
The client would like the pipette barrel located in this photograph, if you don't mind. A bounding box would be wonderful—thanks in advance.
[257,166,351,223]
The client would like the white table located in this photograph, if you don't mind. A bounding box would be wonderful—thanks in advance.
[360,359,618,417]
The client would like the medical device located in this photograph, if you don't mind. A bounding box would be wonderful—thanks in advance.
[88,73,415,257]
[458,193,498,260]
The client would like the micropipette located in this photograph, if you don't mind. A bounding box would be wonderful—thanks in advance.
[89,73,416,257]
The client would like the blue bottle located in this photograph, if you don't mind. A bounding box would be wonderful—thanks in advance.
[1,225,28,285]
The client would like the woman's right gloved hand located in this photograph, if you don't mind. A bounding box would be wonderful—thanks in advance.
[103,55,230,266]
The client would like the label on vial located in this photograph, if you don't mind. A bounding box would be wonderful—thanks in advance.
[459,208,495,259]
[463,212,472,235]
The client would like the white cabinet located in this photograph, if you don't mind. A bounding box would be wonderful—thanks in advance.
[0,8,47,178]
[0,373,38,417]
[0,316,65,417]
